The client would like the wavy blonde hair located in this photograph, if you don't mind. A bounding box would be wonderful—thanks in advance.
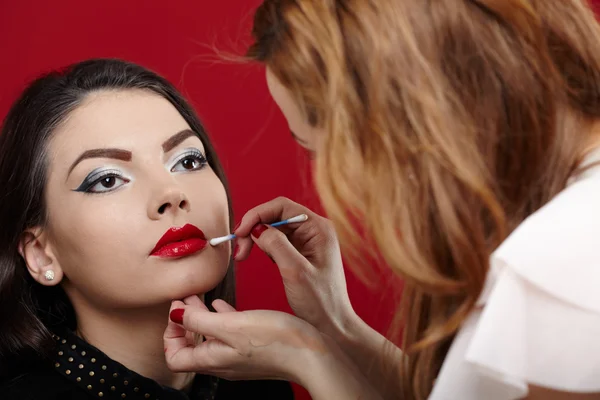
[248,1,600,398]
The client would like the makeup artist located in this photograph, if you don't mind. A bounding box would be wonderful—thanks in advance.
[164,1,600,399]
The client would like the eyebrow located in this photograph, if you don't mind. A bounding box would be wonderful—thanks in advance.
[67,129,198,178]
[67,149,132,176]
[162,129,196,153]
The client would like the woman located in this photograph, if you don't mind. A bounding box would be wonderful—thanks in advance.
[0,58,294,399]
[163,1,600,399]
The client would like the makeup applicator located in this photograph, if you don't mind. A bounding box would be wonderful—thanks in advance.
[209,214,309,246]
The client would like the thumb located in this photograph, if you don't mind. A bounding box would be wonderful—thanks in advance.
[251,224,311,278]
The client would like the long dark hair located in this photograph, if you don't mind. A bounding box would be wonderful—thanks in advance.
[0,58,235,375]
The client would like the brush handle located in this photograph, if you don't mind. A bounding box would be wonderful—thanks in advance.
[270,214,309,227]
[209,214,309,246]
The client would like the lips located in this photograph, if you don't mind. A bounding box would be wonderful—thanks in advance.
[150,224,207,258]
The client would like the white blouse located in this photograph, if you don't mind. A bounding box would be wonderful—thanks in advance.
[430,152,600,399]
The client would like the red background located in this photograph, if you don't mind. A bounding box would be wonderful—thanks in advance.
[0,1,398,398]
[5,2,596,398]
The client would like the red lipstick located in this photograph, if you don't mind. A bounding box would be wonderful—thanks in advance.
[151,224,207,258]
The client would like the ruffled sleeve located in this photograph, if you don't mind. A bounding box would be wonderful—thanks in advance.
[429,170,600,400]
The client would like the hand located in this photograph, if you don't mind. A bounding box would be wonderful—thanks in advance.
[163,296,327,383]
[234,197,356,339]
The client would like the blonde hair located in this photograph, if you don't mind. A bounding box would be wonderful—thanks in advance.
[248,1,600,398]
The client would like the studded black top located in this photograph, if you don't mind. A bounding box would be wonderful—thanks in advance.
[0,329,295,400]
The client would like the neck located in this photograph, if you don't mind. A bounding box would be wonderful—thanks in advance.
[72,299,194,391]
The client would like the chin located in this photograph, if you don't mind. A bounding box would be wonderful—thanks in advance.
[167,262,228,300]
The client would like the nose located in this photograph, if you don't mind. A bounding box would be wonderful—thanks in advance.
[148,186,191,220]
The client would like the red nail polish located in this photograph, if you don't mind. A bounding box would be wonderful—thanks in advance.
[233,222,241,232]
[251,224,268,239]
[170,308,185,324]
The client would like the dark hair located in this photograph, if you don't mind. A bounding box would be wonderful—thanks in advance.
[0,58,235,375]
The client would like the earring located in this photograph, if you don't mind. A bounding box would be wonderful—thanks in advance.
[44,270,55,281]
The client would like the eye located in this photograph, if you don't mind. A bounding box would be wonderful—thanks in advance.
[170,149,207,173]
[88,175,128,193]
[74,169,130,194]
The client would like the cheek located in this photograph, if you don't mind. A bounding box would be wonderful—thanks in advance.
[188,174,230,237]
[45,193,145,279]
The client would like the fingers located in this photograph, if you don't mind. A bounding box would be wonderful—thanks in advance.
[169,304,238,346]
[213,299,237,313]
[233,197,318,261]
[183,296,209,342]
[183,294,205,308]
[163,300,191,357]
[232,197,316,261]
[233,236,254,262]
[235,197,305,236]
[166,336,237,373]
[249,225,313,281]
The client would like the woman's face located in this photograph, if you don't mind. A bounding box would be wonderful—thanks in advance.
[266,68,320,156]
[36,89,230,308]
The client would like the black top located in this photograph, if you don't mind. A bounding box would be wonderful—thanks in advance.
[1,329,294,400]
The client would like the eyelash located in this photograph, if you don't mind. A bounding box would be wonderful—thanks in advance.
[170,149,208,172]
[74,149,208,194]
[74,169,127,194]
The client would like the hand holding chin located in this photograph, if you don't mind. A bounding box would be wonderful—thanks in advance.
[163,297,328,383]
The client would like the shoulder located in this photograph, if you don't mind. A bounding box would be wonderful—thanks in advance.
[0,367,89,400]
[492,171,600,313]
[430,172,600,400]
[216,379,295,399]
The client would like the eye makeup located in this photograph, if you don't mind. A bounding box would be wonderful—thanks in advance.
[168,148,208,172]
[72,147,207,194]
[73,168,131,194]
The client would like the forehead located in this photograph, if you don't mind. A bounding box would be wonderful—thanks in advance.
[50,89,198,156]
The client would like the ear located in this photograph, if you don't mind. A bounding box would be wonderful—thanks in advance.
[19,228,63,286]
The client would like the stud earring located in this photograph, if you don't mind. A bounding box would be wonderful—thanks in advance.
[44,270,55,281]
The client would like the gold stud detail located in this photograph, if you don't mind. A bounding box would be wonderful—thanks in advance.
[87,385,92,390]
[113,373,118,378]
[71,345,76,349]
[124,380,128,385]
[79,364,84,369]
[61,339,66,344]
[76,377,81,382]
[58,351,63,356]
[68,357,74,362]
[121,394,126,398]
[111,386,116,391]
[98,393,104,398]
[102,365,107,370]
[55,363,60,368]
[144,394,150,399]
[134,387,139,392]
[66,369,71,375]
[100,379,105,384]
[91,358,96,363]
[81,351,86,356]
[89,371,95,376]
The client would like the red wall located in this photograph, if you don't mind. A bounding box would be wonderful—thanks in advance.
[0,1,397,398]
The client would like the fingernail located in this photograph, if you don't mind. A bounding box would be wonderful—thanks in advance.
[251,224,268,239]
[170,308,185,324]
[233,245,241,259]
[233,222,241,232]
